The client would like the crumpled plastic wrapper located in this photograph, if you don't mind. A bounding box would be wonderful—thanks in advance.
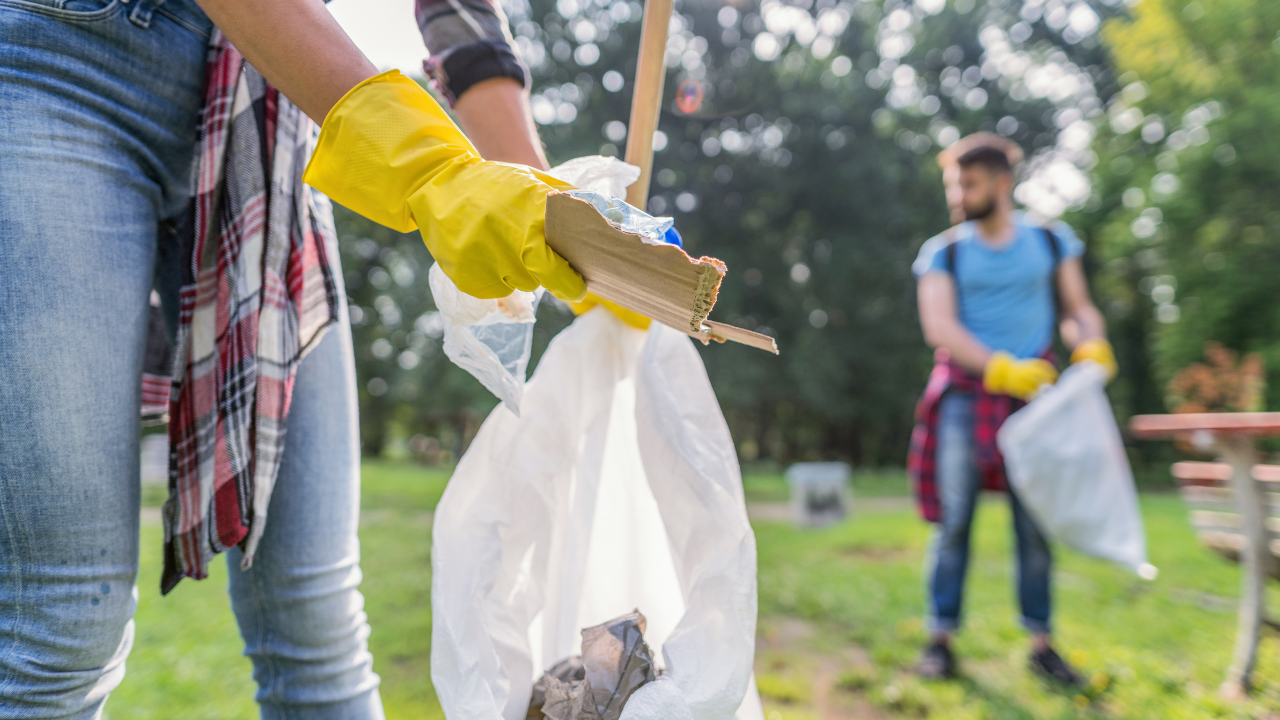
[529,611,657,720]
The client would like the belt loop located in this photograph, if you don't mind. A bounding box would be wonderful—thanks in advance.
[128,0,167,28]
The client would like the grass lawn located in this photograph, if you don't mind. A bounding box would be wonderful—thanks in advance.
[104,462,1280,719]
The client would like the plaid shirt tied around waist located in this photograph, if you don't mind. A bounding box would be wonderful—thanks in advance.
[907,349,1052,523]
[160,32,340,593]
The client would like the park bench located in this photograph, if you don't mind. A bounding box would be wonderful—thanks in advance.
[1131,412,1280,698]
[1172,461,1280,579]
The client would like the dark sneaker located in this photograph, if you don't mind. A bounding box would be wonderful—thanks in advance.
[1030,647,1083,687]
[917,641,956,680]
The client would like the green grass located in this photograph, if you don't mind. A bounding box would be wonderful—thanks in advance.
[752,494,1280,719]
[105,462,1279,719]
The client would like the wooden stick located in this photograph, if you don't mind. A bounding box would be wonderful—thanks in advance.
[623,0,674,210]
[1220,435,1268,698]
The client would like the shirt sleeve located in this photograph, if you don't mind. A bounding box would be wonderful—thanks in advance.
[416,0,529,107]
[1049,221,1085,259]
[912,233,952,278]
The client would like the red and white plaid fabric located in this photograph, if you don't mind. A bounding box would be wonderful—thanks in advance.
[161,33,339,593]
[906,349,1033,523]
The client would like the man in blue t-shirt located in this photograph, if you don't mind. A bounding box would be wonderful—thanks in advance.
[908,134,1117,685]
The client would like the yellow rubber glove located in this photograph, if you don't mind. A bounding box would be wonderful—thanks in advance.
[983,352,1059,400]
[569,294,652,330]
[1071,338,1118,381]
[303,71,586,302]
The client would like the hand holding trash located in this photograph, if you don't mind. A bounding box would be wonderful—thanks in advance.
[1070,338,1118,381]
[302,70,587,302]
[983,351,1059,400]
[424,156,682,414]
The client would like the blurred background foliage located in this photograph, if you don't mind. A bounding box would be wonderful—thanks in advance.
[331,0,1279,473]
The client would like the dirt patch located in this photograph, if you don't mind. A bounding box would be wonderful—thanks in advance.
[837,545,915,562]
[812,657,893,720]
[748,502,792,522]
[756,617,892,720]
[758,617,816,651]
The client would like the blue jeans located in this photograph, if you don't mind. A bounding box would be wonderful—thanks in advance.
[0,4,383,718]
[925,392,1053,636]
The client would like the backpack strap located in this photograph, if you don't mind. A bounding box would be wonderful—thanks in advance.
[942,226,961,315]
[1043,227,1062,267]
[1043,227,1063,321]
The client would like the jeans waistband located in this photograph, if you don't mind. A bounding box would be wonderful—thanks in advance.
[127,0,212,38]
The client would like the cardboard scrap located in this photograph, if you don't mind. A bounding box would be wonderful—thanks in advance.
[544,193,779,354]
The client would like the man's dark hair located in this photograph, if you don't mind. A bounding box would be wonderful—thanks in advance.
[956,144,1013,175]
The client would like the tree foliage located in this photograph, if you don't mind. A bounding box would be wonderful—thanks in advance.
[333,0,1129,462]
[1073,0,1280,416]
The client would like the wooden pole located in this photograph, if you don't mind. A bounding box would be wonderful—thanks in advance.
[623,0,674,210]
[1220,435,1267,698]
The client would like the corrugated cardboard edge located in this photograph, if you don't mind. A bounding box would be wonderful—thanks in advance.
[691,258,725,332]
[545,192,779,353]
[545,193,723,333]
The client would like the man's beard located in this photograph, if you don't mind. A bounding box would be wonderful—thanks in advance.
[964,198,997,221]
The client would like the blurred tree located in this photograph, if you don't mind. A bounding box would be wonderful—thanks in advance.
[333,0,1124,463]
[333,211,576,457]
[1074,0,1280,416]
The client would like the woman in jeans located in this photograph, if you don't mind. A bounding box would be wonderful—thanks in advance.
[0,1,583,716]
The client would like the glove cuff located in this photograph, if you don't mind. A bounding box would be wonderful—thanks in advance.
[303,70,479,232]
[1072,338,1118,380]
[1071,338,1112,363]
[983,352,1014,395]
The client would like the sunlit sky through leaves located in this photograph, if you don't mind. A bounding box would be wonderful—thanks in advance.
[328,0,1132,218]
[329,0,429,75]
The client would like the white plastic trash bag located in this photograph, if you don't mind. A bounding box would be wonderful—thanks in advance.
[430,308,762,720]
[997,361,1157,578]
[428,263,542,415]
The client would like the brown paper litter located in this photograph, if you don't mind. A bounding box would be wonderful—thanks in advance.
[544,193,778,354]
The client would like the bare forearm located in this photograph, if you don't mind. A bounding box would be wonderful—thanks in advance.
[924,319,993,375]
[194,0,378,123]
[1055,259,1106,349]
[1070,304,1106,345]
[918,273,991,374]
[453,78,549,169]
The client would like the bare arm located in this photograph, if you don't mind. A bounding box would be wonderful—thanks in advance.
[917,272,993,374]
[192,0,378,123]
[453,78,550,169]
[1055,258,1106,349]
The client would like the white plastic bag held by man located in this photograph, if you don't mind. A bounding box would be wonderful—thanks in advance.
[998,362,1156,578]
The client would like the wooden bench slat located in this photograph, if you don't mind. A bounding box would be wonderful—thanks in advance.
[1186,510,1280,532]
[1171,462,1280,485]
[1133,412,1280,437]
[1173,461,1233,484]
[1256,465,1280,483]
[1190,510,1241,530]
[1180,485,1280,509]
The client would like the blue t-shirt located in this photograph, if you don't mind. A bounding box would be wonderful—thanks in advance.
[913,213,1084,359]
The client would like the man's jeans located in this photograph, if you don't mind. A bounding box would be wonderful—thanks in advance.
[925,391,1053,635]
[0,4,383,718]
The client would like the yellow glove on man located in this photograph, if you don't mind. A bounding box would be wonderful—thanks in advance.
[1071,338,1118,381]
[303,71,586,302]
[983,352,1058,400]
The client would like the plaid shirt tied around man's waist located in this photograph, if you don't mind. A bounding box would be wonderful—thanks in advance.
[158,33,340,593]
[906,350,1045,524]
